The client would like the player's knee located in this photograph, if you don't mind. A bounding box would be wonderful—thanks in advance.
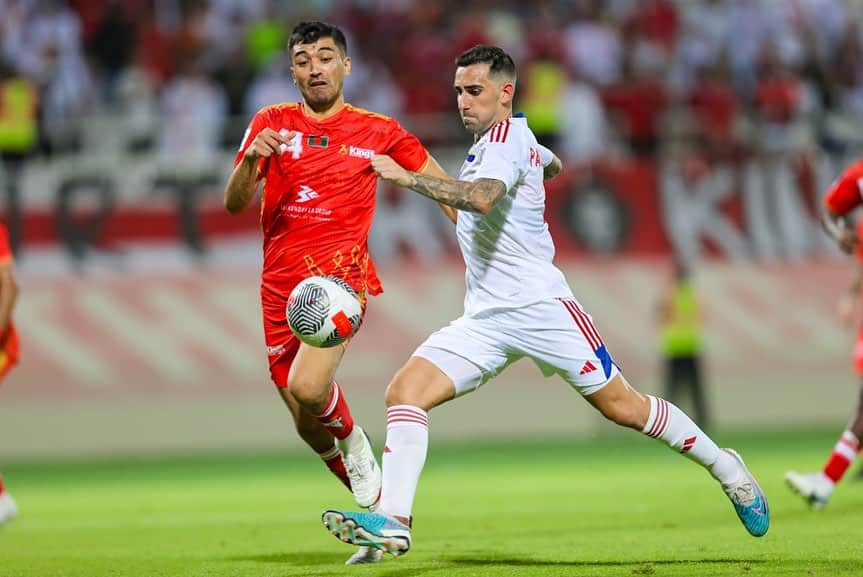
[385,376,419,407]
[286,375,328,412]
[385,370,431,409]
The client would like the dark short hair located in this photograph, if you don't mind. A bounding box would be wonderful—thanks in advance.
[288,21,348,55]
[455,45,516,82]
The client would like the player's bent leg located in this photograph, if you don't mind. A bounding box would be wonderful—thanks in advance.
[584,372,651,430]
[785,470,833,510]
[0,479,16,525]
[284,345,382,508]
[323,355,456,557]
[287,344,345,414]
[322,509,411,557]
[278,388,353,491]
[385,355,458,410]
[586,373,769,536]
[721,449,770,537]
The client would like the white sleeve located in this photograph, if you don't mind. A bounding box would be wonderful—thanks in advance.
[537,144,555,167]
[468,139,520,191]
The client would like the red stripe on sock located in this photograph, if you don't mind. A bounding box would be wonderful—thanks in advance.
[387,416,429,428]
[319,448,351,490]
[648,398,669,438]
[387,408,428,424]
[315,382,355,439]
[839,436,860,451]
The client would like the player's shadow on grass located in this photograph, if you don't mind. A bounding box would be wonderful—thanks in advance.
[447,556,768,567]
[226,552,350,565]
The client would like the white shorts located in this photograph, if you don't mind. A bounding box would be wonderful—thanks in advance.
[413,297,619,397]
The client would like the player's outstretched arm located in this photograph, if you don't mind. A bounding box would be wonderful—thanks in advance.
[419,155,458,224]
[224,128,294,214]
[544,154,563,180]
[372,154,505,215]
[822,207,859,254]
[537,144,562,180]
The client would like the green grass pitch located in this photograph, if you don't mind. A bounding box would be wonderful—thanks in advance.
[1,428,861,576]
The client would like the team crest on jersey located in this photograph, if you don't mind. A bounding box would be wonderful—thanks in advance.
[307,134,329,147]
[466,148,484,164]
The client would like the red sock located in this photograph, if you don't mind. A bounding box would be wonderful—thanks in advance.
[823,430,860,484]
[315,381,355,441]
[318,445,351,490]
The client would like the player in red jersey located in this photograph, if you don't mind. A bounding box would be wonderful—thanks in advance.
[819,159,863,254]
[223,21,452,564]
[786,160,863,508]
[0,221,20,525]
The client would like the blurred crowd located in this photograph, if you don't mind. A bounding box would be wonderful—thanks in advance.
[1,0,863,170]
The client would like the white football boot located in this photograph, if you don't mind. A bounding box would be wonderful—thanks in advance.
[0,491,17,525]
[345,545,384,565]
[785,470,834,510]
[340,426,382,508]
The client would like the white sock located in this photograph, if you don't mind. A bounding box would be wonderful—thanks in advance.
[336,425,365,456]
[643,395,739,485]
[380,405,429,520]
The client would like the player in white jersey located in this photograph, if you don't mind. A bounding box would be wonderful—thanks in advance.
[321,45,770,558]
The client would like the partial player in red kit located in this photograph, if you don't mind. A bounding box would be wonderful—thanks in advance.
[0,221,20,525]
[786,159,863,508]
[223,21,452,564]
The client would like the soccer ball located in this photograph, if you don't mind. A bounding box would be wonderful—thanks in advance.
[287,276,362,348]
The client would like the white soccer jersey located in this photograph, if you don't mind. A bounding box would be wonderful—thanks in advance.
[456,116,572,316]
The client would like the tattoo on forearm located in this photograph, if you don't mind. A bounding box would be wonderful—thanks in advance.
[406,174,504,213]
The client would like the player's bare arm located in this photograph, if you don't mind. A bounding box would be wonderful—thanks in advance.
[822,207,859,254]
[418,155,458,224]
[224,128,295,214]
[544,154,563,180]
[0,263,17,331]
[372,154,505,215]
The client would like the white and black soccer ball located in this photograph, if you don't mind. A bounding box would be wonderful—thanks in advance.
[287,276,362,348]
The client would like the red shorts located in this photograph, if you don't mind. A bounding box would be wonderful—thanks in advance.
[264,315,302,389]
[0,324,19,381]
[261,282,367,389]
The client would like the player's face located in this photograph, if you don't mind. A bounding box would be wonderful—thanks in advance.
[290,38,351,111]
[454,63,513,136]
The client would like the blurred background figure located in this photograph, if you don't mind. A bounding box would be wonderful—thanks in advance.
[657,256,709,429]
[0,61,38,255]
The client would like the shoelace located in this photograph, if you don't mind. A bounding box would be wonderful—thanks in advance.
[344,454,375,496]
[726,482,755,506]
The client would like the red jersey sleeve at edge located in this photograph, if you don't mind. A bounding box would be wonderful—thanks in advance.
[824,163,863,216]
[385,120,429,173]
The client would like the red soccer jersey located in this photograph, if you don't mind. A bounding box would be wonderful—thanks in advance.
[0,223,19,381]
[824,160,863,216]
[235,102,429,307]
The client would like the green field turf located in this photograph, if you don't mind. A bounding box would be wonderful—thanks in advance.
[1,428,861,577]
